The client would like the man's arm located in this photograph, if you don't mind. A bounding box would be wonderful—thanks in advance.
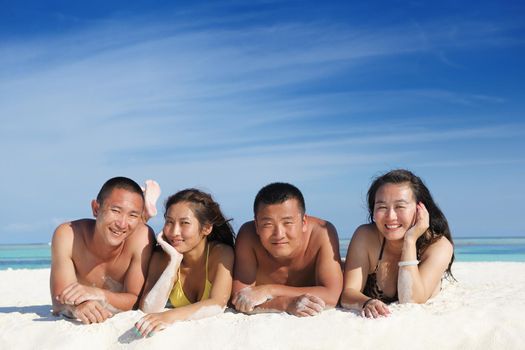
[312,220,344,306]
[50,223,79,314]
[232,222,261,298]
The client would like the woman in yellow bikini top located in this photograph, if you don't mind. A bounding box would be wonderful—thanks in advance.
[168,243,212,308]
[135,188,235,338]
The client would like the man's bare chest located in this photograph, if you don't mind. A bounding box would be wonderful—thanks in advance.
[73,255,129,291]
[257,260,316,286]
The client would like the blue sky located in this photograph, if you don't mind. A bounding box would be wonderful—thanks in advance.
[1,1,524,244]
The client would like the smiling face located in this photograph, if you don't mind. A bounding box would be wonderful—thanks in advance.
[255,199,307,259]
[162,201,210,254]
[373,182,417,241]
[92,188,144,247]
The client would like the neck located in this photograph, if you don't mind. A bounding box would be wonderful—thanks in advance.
[271,240,307,266]
[384,237,404,257]
[90,230,124,261]
[182,238,207,267]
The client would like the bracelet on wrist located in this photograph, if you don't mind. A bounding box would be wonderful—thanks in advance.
[398,260,420,267]
[362,298,375,309]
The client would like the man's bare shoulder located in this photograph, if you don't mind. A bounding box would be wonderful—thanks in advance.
[236,221,259,243]
[307,216,339,244]
[53,219,93,244]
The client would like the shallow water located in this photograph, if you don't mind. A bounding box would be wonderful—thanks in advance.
[1,236,524,270]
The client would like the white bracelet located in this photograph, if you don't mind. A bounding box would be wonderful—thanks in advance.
[398,260,419,267]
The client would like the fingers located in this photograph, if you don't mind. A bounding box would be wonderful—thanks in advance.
[232,288,261,313]
[290,294,326,317]
[417,202,429,221]
[135,314,167,338]
[361,300,390,318]
[58,282,79,304]
[233,294,255,313]
[73,308,90,324]
[58,283,101,305]
[305,294,326,309]
[74,301,112,324]
[231,292,239,306]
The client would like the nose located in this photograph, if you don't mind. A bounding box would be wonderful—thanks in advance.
[272,225,286,240]
[165,223,182,238]
[386,207,397,220]
[115,213,127,228]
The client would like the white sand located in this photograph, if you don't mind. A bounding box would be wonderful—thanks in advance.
[1,262,524,350]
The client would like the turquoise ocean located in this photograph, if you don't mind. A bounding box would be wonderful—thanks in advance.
[1,237,524,270]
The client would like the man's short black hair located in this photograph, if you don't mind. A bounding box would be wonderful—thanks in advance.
[96,176,144,206]
[253,182,305,216]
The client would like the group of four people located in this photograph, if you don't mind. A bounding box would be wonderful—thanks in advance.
[50,169,454,337]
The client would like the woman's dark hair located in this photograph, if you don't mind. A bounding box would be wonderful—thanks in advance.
[164,189,235,247]
[367,169,454,278]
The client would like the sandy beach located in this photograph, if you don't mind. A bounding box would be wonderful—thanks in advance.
[1,262,524,350]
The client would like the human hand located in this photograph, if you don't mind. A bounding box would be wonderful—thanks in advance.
[405,202,429,242]
[361,299,390,318]
[134,312,172,338]
[57,282,105,306]
[73,300,112,324]
[286,294,325,317]
[157,232,183,263]
[231,286,272,313]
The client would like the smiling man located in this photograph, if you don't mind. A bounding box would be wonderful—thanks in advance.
[232,182,343,316]
[50,177,155,324]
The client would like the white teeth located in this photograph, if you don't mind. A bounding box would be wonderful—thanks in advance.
[386,224,401,229]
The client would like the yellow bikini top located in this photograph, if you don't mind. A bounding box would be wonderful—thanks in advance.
[168,243,212,308]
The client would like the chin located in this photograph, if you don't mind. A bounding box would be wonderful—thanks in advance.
[381,231,406,241]
[107,237,126,247]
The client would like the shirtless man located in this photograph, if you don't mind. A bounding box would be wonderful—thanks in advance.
[50,177,156,324]
[232,182,343,316]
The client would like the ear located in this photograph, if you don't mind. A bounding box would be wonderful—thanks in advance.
[91,200,100,217]
[202,224,213,237]
[302,214,308,232]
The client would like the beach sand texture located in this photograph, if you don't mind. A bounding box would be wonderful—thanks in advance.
[1,262,524,350]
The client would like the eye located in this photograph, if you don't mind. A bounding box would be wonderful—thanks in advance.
[284,221,293,226]
[182,221,191,225]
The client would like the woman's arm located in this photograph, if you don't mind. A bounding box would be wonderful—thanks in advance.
[135,243,234,337]
[341,225,390,318]
[397,203,453,303]
[140,233,183,312]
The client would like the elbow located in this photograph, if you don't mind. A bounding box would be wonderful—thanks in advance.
[339,288,361,310]
[339,290,351,309]
[398,291,427,304]
[324,288,342,308]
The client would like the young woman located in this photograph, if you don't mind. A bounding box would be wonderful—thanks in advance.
[134,188,235,337]
[341,169,454,318]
